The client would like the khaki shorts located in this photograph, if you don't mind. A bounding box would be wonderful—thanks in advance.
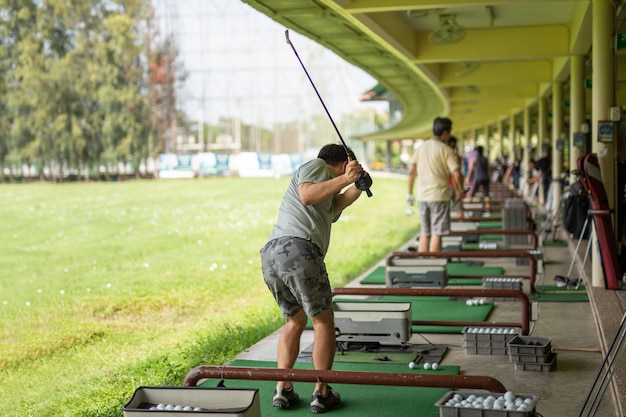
[260,237,332,318]
[418,201,451,236]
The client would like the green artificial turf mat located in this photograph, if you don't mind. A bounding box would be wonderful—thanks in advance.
[447,263,504,276]
[200,359,459,417]
[359,265,503,285]
[479,234,503,241]
[335,295,451,303]
[358,266,386,284]
[533,285,589,302]
[447,278,483,285]
[333,352,418,364]
[376,296,493,333]
[478,221,502,229]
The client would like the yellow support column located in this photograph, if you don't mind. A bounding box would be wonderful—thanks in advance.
[591,0,616,288]
[552,82,564,215]
[570,55,586,185]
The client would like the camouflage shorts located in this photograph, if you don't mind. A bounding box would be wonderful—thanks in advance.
[260,237,332,318]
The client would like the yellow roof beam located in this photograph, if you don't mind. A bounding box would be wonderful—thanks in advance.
[449,84,539,100]
[343,0,574,14]
[439,61,552,86]
[451,100,528,113]
[412,25,570,63]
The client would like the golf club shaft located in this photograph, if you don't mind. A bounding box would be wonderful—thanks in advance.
[285,29,372,197]
[285,31,345,149]
[450,198,462,211]
[578,312,626,417]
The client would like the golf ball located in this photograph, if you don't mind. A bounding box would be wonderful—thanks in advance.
[423,362,431,370]
[431,362,439,370]
[408,361,416,369]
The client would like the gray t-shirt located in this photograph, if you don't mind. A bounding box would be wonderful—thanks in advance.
[267,158,337,255]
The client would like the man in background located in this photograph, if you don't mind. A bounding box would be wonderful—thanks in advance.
[447,136,464,217]
[534,147,552,202]
[407,117,465,253]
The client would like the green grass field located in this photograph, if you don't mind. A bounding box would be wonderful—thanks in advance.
[0,175,417,416]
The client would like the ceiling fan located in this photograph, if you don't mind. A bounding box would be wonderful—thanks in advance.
[455,62,480,77]
[429,14,465,45]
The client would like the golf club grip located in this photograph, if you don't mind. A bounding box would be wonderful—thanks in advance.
[350,154,372,198]
[354,163,372,197]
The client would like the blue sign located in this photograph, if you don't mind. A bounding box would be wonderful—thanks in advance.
[573,132,584,147]
[598,121,614,143]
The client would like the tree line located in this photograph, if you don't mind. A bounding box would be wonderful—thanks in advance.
[0,0,182,182]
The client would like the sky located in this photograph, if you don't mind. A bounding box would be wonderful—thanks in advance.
[153,0,385,129]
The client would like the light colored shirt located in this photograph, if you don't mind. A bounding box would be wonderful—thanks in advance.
[410,138,460,201]
[267,158,336,255]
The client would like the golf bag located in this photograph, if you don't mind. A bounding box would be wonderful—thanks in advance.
[577,153,621,290]
[562,180,590,239]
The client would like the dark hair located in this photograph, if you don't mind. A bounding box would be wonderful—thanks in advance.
[447,136,458,147]
[317,143,354,165]
[476,145,484,155]
[433,117,452,137]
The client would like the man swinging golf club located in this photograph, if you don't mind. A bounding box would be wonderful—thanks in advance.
[260,143,372,413]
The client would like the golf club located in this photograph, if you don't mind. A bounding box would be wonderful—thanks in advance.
[578,312,626,417]
[285,29,372,197]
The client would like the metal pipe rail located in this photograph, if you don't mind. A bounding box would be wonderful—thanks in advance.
[461,205,507,211]
[388,250,538,293]
[445,229,538,249]
[183,365,507,393]
[332,287,531,335]
[464,199,509,205]
[451,216,504,222]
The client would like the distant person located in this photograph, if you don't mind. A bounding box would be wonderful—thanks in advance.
[465,145,490,209]
[526,159,541,200]
[534,147,552,200]
[407,117,464,253]
[465,146,478,178]
[447,136,464,216]
[503,158,521,190]
[496,156,509,182]
[260,143,372,414]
